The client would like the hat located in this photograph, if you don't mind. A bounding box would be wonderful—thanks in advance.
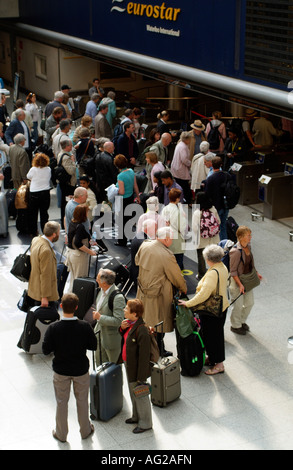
[61,84,71,90]
[245,108,257,117]
[190,119,205,131]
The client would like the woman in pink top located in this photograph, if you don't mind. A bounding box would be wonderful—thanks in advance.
[171,131,192,204]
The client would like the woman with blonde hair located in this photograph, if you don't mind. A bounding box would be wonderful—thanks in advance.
[72,115,94,143]
[27,152,52,235]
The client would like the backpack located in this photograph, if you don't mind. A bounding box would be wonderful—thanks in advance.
[207,121,221,149]
[112,122,124,154]
[54,154,71,185]
[135,324,160,365]
[222,173,240,209]
[200,209,220,238]
[108,289,126,312]
[218,239,235,271]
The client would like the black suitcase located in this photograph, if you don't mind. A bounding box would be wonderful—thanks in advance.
[5,188,17,218]
[17,305,60,354]
[102,256,131,289]
[90,331,123,421]
[72,277,98,320]
[176,328,205,377]
[0,189,8,237]
[56,244,69,300]
[16,208,30,233]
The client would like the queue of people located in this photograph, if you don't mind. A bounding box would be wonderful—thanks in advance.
[1,84,268,443]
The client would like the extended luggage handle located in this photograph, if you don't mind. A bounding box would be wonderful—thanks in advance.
[92,329,105,372]
[154,321,171,366]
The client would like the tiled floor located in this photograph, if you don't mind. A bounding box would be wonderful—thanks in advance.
[1,191,293,451]
[2,89,293,451]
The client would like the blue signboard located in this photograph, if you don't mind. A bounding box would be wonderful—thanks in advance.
[18,0,241,79]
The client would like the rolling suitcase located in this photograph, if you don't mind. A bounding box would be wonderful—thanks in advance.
[102,256,131,290]
[5,188,17,219]
[90,331,123,421]
[176,328,205,377]
[57,244,69,300]
[72,277,98,320]
[0,187,8,238]
[17,305,60,354]
[151,321,181,407]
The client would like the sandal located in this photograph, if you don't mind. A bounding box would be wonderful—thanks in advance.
[205,366,224,376]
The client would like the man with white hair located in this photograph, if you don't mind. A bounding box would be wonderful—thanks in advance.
[190,141,214,192]
[136,196,165,233]
[93,268,125,365]
[5,109,31,153]
[149,132,172,165]
[64,186,89,234]
[44,91,67,119]
[95,140,118,200]
[8,133,30,189]
[135,226,187,355]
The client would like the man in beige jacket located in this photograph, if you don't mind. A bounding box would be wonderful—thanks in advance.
[9,133,30,189]
[135,226,187,355]
[28,221,60,307]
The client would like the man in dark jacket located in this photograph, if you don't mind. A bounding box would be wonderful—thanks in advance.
[95,141,118,200]
[42,293,97,443]
[116,121,138,168]
[5,109,31,152]
[204,156,230,240]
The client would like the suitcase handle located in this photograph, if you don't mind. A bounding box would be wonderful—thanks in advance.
[93,329,107,372]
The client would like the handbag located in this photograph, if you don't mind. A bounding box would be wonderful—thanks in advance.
[239,266,260,292]
[193,269,224,318]
[173,295,197,339]
[10,245,31,282]
[17,289,33,312]
[15,182,30,209]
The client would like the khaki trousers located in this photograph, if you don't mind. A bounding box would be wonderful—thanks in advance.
[229,278,255,328]
[53,372,92,441]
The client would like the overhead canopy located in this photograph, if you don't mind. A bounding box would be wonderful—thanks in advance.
[9,22,293,119]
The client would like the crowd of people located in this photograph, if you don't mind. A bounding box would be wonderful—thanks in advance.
[0,81,273,442]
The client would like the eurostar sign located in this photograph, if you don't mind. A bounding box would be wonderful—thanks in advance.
[111,0,181,22]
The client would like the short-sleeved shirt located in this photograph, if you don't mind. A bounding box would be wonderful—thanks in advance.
[117,169,135,199]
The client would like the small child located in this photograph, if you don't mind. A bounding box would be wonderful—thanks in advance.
[42,293,97,443]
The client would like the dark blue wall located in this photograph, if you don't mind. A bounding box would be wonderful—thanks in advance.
[18,0,285,92]
[18,0,240,74]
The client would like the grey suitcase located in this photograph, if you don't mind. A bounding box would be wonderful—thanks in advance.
[150,321,181,407]
[151,356,181,407]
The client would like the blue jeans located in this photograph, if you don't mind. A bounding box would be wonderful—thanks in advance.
[218,208,229,240]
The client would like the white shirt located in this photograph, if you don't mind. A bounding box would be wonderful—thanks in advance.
[20,121,29,148]
[27,166,51,192]
[95,286,111,312]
